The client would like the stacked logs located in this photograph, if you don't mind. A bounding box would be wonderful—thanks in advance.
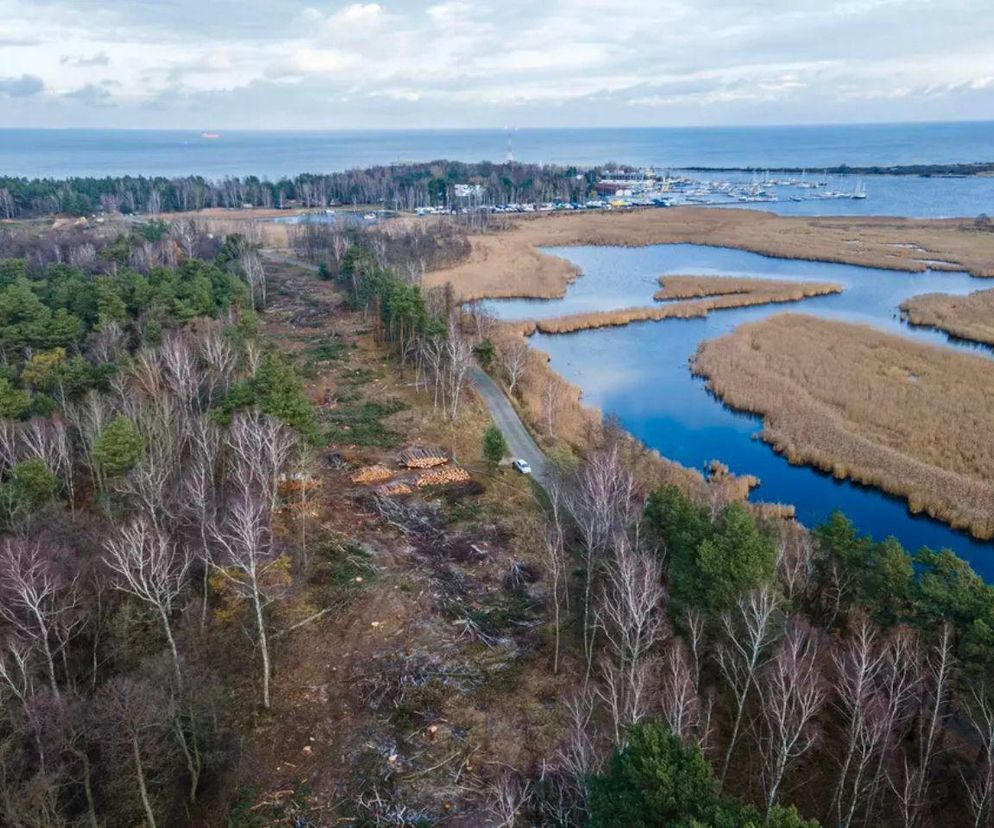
[350,465,395,485]
[415,467,471,488]
[397,447,448,469]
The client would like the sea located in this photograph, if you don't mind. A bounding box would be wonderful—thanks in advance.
[2,122,994,217]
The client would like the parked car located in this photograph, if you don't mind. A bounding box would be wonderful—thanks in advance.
[512,458,532,475]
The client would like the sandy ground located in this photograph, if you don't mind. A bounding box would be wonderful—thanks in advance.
[694,313,994,539]
[425,208,994,301]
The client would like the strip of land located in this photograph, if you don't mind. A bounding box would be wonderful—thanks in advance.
[654,274,842,302]
[684,163,994,177]
[425,208,994,301]
[900,287,994,345]
[693,313,994,539]
[511,277,842,336]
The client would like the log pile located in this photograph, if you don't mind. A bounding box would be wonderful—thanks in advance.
[415,467,471,488]
[397,446,448,469]
[350,465,395,485]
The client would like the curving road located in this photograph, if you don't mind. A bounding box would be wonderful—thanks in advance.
[470,366,548,485]
[259,251,548,484]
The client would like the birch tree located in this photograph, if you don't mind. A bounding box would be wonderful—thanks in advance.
[209,485,286,709]
[715,586,780,787]
[758,619,825,820]
[103,519,192,690]
[0,539,81,700]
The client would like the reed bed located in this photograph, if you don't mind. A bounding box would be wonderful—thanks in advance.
[694,313,994,539]
[654,274,841,302]
[901,287,994,345]
[512,278,841,336]
[425,208,994,301]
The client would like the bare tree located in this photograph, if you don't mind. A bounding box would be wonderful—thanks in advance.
[103,519,192,690]
[715,587,781,787]
[501,339,529,396]
[862,628,921,825]
[596,538,666,742]
[890,623,954,828]
[0,418,21,473]
[209,485,286,709]
[485,768,531,828]
[758,618,825,820]
[94,677,173,828]
[542,464,571,674]
[543,376,565,440]
[159,332,202,412]
[660,638,702,743]
[239,250,267,310]
[776,527,815,606]
[200,326,237,403]
[963,687,994,828]
[444,316,474,421]
[833,619,889,828]
[0,539,81,699]
[183,418,222,627]
[569,444,639,673]
[556,688,602,807]
[226,410,297,512]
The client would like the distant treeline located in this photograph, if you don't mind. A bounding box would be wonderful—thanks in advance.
[0,160,607,218]
[684,162,994,177]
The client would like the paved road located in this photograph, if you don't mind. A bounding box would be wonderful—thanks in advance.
[471,366,548,485]
[261,252,548,483]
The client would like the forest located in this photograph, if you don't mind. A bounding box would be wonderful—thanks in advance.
[0,160,605,218]
[1,214,994,826]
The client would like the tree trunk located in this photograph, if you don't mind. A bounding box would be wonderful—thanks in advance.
[253,587,271,709]
[133,735,157,828]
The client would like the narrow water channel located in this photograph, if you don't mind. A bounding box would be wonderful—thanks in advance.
[488,244,994,579]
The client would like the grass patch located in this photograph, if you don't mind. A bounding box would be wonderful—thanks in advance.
[307,340,348,364]
[326,399,407,448]
[312,537,376,590]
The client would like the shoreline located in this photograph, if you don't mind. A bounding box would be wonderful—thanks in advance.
[900,287,994,346]
[425,208,994,302]
[693,313,994,540]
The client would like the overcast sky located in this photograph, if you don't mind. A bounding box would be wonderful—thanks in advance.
[2,0,994,129]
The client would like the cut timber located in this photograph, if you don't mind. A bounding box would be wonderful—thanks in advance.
[397,446,449,469]
[415,467,471,488]
[350,465,395,485]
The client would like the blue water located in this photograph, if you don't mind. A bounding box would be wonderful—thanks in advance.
[2,124,993,218]
[489,245,994,578]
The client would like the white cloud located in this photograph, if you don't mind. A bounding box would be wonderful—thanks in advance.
[1,0,993,127]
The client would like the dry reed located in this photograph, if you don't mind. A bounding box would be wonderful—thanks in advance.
[510,278,841,336]
[694,312,994,539]
[901,287,994,345]
[425,208,994,301]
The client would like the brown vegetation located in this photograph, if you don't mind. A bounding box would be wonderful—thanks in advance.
[508,276,842,336]
[901,287,994,345]
[425,208,994,301]
[694,313,994,538]
[654,273,842,302]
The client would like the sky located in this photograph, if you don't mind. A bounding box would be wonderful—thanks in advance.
[1,0,994,129]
